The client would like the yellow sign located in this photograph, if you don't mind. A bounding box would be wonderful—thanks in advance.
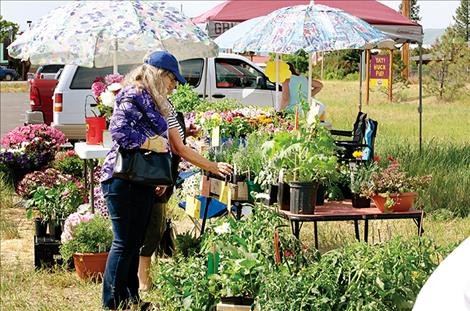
[265,60,291,83]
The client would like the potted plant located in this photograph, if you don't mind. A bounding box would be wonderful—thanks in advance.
[265,120,338,214]
[26,180,86,240]
[60,212,113,280]
[349,162,373,208]
[360,158,432,212]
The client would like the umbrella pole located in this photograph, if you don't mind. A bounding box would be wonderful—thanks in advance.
[359,50,363,112]
[308,52,313,106]
[418,43,423,154]
[275,53,279,110]
[112,38,118,74]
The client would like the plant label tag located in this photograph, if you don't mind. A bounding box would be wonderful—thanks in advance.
[211,126,220,147]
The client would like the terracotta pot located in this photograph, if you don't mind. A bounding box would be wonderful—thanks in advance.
[372,192,418,212]
[73,252,109,280]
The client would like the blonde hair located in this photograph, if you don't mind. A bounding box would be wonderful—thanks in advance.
[123,64,173,117]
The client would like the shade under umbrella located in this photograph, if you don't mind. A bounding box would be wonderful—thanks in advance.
[233,4,387,54]
[8,1,218,68]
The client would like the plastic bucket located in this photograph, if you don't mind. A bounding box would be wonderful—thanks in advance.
[86,117,106,145]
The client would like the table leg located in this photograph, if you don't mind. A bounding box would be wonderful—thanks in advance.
[83,159,88,190]
[293,221,300,239]
[235,202,242,220]
[200,197,211,236]
[314,221,319,249]
[90,160,95,213]
[354,220,360,241]
[364,219,369,243]
[417,212,424,236]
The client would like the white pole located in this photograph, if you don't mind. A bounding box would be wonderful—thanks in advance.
[275,53,279,110]
[112,38,118,74]
[308,52,313,106]
[320,51,324,80]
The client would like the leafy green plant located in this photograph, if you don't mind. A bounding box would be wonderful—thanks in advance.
[59,215,113,264]
[231,132,270,178]
[170,83,205,113]
[51,151,84,178]
[195,98,242,112]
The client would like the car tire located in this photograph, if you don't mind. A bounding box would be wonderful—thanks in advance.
[4,74,13,81]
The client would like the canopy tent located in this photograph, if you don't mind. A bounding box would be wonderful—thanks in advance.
[193,0,423,43]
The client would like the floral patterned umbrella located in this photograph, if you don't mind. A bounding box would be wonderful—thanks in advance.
[233,4,387,54]
[8,1,218,68]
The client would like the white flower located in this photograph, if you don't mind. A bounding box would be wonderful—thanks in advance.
[214,222,231,235]
[107,82,122,92]
[20,142,30,148]
[100,90,115,107]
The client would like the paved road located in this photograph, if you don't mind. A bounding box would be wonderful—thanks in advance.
[1,92,29,138]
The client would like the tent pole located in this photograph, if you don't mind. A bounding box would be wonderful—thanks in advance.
[365,49,370,105]
[418,43,423,154]
[359,51,363,111]
[308,52,313,106]
[275,53,279,110]
[113,38,118,74]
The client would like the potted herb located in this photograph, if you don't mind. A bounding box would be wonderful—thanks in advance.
[60,212,113,280]
[349,162,373,208]
[360,157,432,212]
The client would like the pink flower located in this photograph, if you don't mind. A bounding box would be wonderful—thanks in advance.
[92,81,106,98]
[104,73,124,85]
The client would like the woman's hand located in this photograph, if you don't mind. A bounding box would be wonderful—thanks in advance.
[209,162,233,178]
[142,135,168,153]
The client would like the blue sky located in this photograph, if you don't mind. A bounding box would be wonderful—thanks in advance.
[1,0,460,31]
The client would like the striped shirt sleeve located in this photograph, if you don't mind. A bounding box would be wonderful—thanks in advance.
[167,101,185,141]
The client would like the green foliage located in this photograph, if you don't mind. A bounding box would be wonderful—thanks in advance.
[425,27,470,101]
[59,216,113,264]
[258,237,448,311]
[26,182,84,222]
[195,98,242,112]
[0,16,19,41]
[51,154,84,178]
[175,231,201,258]
[231,131,270,177]
[453,0,470,42]
[170,84,205,113]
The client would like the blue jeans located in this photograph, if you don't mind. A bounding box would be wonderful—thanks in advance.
[101,178,154,310]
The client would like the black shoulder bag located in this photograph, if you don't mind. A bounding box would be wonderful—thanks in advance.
[113,99,173,187]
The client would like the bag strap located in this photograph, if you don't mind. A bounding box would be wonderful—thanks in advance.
[121,96,165,136]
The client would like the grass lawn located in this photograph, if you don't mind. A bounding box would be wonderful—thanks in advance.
[1,80,469,310]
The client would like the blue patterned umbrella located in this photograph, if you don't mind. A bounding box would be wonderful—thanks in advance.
[8,1,217,68]
[233,4,387,54]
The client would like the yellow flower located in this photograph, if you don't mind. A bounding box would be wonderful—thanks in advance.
[352,151,363,159]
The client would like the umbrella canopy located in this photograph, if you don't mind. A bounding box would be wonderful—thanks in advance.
[214,16,264,50]
[233,4,387,54]
[8,1,218,68]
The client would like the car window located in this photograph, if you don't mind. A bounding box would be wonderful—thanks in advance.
[70,64,136,89]
[179,58,203,87]
[215,58,275,90]
[40,65,65,74]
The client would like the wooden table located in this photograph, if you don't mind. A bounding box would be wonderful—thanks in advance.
[279,201,424,249]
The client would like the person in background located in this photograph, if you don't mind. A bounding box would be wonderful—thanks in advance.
[137,51,232,292]
[280,62,323,112]
[100,51,175,311]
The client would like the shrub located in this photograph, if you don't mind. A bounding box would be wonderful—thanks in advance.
[60,213,113,264]
[170,83,205,113]
[51,150,84,178]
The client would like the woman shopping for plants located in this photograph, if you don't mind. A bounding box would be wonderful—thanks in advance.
[137,51,232,293]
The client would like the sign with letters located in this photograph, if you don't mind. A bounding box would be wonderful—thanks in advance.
[207,21,240,38]
[370,54,390,87]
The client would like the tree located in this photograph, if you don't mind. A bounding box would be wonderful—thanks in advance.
[0,15,19,41]
[425,27,470,101]
[453,0,470,42]
[399,0,421,22]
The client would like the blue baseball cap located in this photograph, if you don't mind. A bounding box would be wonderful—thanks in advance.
[144,51,187,84]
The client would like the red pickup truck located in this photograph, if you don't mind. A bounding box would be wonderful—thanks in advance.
[26,78,58,125]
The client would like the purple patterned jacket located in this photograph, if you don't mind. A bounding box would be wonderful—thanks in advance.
[100,85,168,182]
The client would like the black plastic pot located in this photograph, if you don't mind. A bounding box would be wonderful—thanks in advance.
[277,182,290,211]
[338,182,353,200]
[34,218,47,237]
[266,184,279,205]
[315,183,326,206]
[48,220,63,241]
[289,181,319,214]
[352,193,371,208]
